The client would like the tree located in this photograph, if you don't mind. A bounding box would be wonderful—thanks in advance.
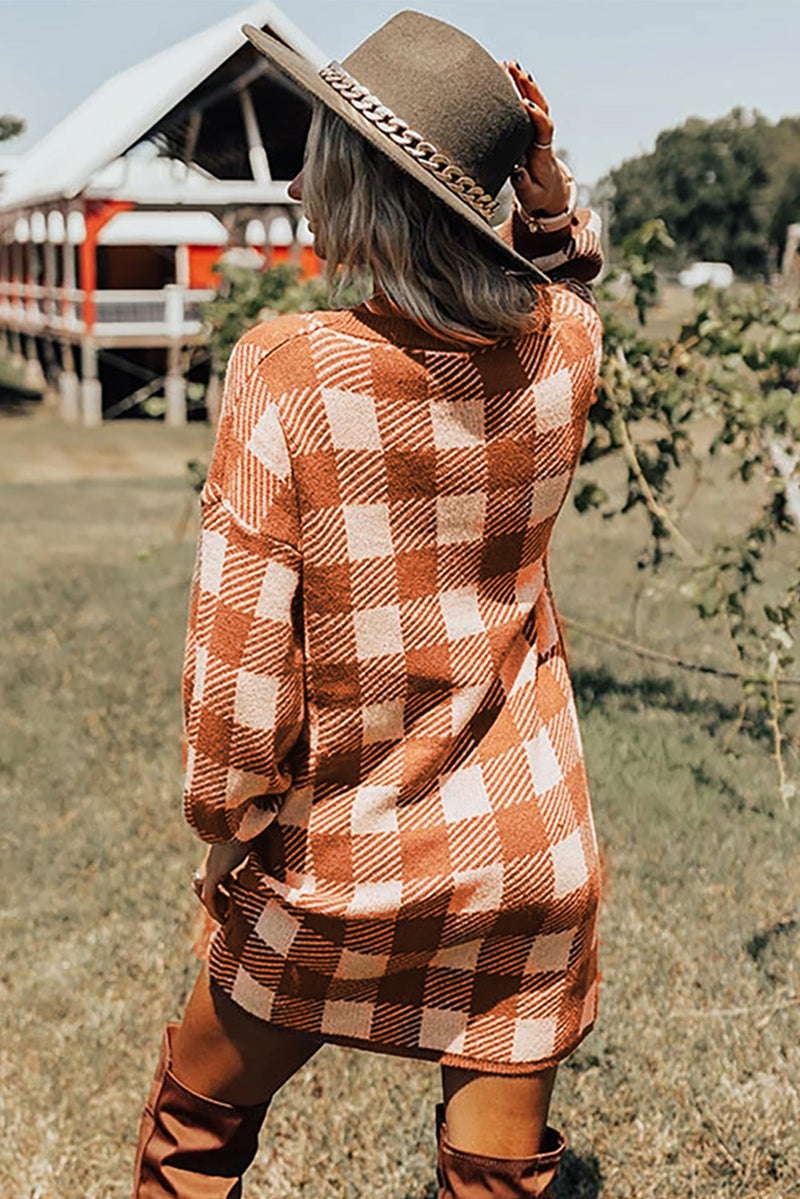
[0,115,25,181]
[769,163,800,263]
[0,115,24,144]
[600,108,800,277]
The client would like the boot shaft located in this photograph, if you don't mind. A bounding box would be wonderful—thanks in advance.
[133,1025,268,1199]
[436,1103,566,1198]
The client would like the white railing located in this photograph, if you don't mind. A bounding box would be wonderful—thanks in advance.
[0,282,215,337]
[94,290,168,325]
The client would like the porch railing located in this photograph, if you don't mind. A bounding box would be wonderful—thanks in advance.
[0,282,215,337]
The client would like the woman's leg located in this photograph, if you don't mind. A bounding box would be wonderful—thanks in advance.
[133,966,322,1197]
[440,1065,558,1157]
[436,1066,564,1196]
[171,963,321,1104]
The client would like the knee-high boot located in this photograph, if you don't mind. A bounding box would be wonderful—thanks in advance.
[132,1024,268,1199]
[435,1104,566,1198]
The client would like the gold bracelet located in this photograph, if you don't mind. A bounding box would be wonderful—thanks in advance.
[514,158,577,233]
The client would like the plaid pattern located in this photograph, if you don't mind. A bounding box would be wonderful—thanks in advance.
[184,281,603,1072]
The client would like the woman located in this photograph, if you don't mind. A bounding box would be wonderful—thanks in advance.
[133,11,604,1198]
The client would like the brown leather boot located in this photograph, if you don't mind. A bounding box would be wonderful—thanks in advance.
[436,1104,566,1198]
[132,1024,268,1198]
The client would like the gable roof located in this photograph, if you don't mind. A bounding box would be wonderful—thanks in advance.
[0,1,325,211]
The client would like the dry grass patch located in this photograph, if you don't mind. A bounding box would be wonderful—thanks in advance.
[0,420,797,1198]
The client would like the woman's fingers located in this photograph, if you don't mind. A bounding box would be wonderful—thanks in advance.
[511,161,570,222]
[502,61,556,156]
[193,846,232,923]
[501,57,570,215]
[192,841,250,923]
[522,100,555,152]
[199,871,230,923]
[505,60,550,115]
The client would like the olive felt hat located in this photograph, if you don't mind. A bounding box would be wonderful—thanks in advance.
[242,11,549,282]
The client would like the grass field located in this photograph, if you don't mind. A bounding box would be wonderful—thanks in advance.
[0,409,798,1199]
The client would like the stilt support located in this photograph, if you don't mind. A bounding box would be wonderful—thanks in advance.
[9,329,24,371]
[23,335,46,391]
[59,342,80,424]
[165,342,187,428]
[205,372,222,429]
[81,338,102,426]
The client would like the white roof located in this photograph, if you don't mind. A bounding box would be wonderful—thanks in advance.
[84,152,294,207]
[98,210,229,246]
[0,1,325,211]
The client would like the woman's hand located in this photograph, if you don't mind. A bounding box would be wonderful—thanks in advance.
[192,841,250,923]
[503,62,570,218]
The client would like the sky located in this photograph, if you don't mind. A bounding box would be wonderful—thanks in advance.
[0,0,799,186]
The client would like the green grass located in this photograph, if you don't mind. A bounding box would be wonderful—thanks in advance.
[0,421,797,1199]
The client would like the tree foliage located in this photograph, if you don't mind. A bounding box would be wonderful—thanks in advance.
[0,115,25,144]
[620,219,676,324]
[579,248,800,804]
[202,261,363,378]
[601,108,800,276]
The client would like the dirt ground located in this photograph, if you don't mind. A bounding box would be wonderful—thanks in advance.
[0,404,211,485]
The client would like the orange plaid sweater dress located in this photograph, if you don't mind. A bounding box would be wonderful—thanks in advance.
[183,258,603,1073]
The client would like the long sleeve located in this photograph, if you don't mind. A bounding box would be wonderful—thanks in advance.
[497,206,604,294]
[182,335,305,844]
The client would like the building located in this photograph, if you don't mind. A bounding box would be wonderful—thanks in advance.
[0,1,323,425]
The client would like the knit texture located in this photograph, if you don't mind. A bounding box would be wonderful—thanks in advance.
[183,279,603,1072]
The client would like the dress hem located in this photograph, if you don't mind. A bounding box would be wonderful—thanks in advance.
[207,954,595,1076]
[276,1018,596,1075]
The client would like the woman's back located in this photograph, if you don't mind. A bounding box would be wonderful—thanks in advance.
[186,281,602,1070]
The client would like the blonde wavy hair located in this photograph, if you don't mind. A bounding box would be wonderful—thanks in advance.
[301,104,541,346]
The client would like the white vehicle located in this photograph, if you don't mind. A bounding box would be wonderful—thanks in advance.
[678,261,734,289]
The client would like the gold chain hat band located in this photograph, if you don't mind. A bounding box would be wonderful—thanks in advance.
[319,62,500,222]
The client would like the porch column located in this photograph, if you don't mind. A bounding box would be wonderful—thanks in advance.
[39,336,59,407]
[80,200,134,332]
[0,236,9,357]
[79,222,97,332]
[59,340,80,423]
[10,242,25,361]
[175,244,190,287]
[0,240,9,337]
[43,234,56,322]
[164,285,187,427]
[8,327,23,369]
[81,337,102,426]
[25,239,41,324]
[62,234,77,328]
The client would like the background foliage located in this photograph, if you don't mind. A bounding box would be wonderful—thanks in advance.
[599,107,800,274]
[203,262,363,379]
[0,114,24,143]
[581,240,800,803]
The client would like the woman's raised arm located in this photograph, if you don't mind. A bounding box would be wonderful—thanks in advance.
[498,62,604,291]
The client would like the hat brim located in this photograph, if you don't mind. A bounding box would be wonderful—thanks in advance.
[242,24,548,283]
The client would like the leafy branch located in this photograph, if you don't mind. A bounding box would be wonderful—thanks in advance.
[577,240,800,804]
